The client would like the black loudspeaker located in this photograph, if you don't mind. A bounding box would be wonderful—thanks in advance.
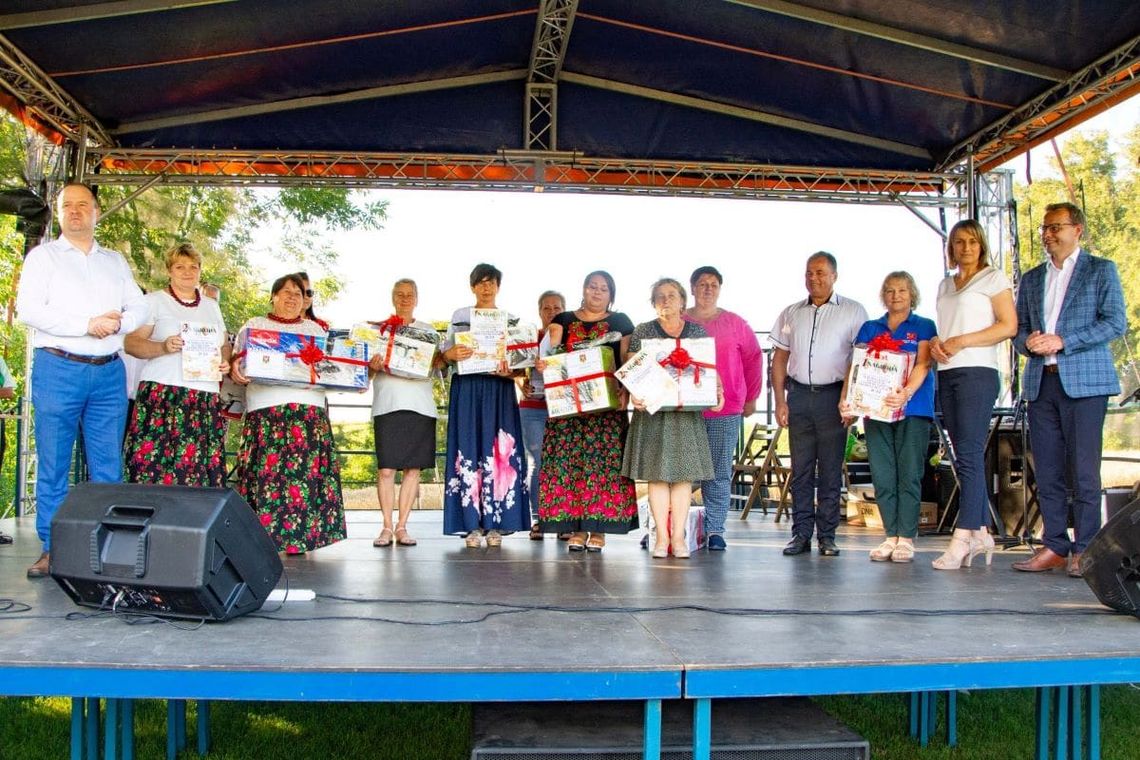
[50,483,283,621]
[1081,497,1140,618]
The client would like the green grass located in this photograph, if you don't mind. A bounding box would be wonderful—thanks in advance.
[3,687,1139,759]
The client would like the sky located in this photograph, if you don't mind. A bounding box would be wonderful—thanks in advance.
[257,96,1140,344]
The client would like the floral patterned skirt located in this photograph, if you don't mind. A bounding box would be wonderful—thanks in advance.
[124,381,228,488]
[234,402,346,554]
[537,410,638,534]
[443,374,529,535]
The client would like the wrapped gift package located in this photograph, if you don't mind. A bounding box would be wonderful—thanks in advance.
[237,327,328,389]
[845,344,913,423]
[542,346,621,418]
[350,322,438,380]
[633,337,718,410]
[614,348,679,415]
[218,376,246,420]
[641,504,706,555]
[317,333,370,392]
[506,322,539,370]
[457,308,508,375]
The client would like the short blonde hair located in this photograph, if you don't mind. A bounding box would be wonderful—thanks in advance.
[164,242,202,270]
[880,271,920,309]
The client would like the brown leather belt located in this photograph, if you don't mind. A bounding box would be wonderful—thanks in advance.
[41,347,119,366]
[1043,364,1060,374]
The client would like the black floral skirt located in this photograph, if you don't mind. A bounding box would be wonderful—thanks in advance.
[124,381,227,487]
[234,402,346,554]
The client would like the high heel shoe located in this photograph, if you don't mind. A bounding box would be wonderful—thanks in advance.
[932,535,981,570]
[974,530,995,566]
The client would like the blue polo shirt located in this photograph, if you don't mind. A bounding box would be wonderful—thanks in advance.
[853,311,937,420]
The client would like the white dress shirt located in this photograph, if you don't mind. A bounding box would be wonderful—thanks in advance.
[1043,249,1080,366]
[770,293,867,385]
[16,236,148,356]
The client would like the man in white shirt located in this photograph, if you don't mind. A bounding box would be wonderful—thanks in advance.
[15,183,148,578]
[770,252,867,556]
[1012,202,1127,577]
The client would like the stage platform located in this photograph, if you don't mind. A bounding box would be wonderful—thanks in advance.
[1,508,1137,758]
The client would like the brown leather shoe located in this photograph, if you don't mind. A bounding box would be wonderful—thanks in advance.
[26,552,51,579]
[1068,553,1083,578]
[1011,548,1067,573]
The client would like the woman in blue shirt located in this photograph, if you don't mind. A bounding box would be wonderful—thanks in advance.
[840,271,936,563]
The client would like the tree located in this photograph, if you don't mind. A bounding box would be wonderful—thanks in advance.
[0,110,388,503]
[1013,129,1140,390]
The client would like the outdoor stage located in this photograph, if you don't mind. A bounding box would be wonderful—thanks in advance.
[1,508,1138,759]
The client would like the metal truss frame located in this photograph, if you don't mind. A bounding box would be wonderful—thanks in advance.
[87,146,968,206]
[524,0,578,150]
[940,33,1140,172]
[0,33,112,146]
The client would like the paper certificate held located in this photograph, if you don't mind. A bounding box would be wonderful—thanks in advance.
[456,308,508,375]
[845,339,913,423]
[615,349,679,415]
[180,321,224,383]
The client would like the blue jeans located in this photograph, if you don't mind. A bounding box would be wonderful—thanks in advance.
[31,349,128,551]
[519,406,548,518]
[700,415,740,536]
[936,367,998,530]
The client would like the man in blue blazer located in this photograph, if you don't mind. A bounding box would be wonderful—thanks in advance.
[1012,202,1127,577]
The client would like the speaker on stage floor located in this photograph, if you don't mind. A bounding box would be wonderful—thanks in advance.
[50,483,283,621]
[1081,496,1140,618]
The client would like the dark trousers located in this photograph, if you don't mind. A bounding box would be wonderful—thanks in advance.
[865,416,931,538]
[937,367,998,530]
[1028,373,1106,556]
[787,381,845,541]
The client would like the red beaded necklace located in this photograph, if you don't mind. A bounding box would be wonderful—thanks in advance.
[167,285,201,308]
[266,313,303,325]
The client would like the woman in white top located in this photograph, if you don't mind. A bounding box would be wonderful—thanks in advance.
[929,219,1017,570]
[369,279,439,548]
[124,243,230,487]
[229,273,346,554]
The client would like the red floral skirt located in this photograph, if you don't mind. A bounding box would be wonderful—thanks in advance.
[124,381,227,488]
[234,402,346,554]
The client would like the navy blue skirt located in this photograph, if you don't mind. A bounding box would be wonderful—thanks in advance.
[442,374,530,535]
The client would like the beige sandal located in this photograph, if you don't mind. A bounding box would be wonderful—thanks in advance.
[395,527,417,546]
[372,528,394,548]
[464,530,483,548]
[891,540,915,563]
[869,538,897,562]
[485,530,503,547]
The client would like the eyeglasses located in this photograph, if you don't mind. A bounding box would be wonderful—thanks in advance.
[304,289,315,297]
[1039,223,1076,235]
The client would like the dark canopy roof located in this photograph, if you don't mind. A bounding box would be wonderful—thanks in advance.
[1,1,1139,194]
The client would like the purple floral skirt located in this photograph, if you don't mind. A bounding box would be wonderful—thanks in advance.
[124,381,227,488]
[234,402,346,554]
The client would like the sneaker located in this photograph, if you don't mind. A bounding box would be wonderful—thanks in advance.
[707,534,727,551]
[464,530,483,548]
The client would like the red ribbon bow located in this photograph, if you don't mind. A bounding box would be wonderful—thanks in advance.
[372,314,406,336]
[659,339,714,385]
[867,332,903,358]
[285,336,326,384]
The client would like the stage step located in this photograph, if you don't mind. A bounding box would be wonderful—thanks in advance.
[471,697,868,760]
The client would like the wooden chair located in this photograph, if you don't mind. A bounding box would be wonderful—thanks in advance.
[732,424,792,520]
